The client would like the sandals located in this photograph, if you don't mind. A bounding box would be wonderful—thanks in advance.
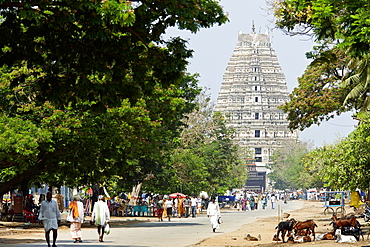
[73,238,83,243]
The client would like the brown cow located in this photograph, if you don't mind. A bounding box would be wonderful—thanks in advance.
[293,220,318,240]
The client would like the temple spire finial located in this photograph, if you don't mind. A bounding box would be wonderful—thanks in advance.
[252,21,256,34]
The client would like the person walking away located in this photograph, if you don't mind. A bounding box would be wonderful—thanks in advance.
[261,196,267,209]
[156,196,164,221]
[54,192,64,213]
[207,196,221,233]
[250,196,255,211]
[173,197,178,217]
[162,195,168,218]
[92,195,110,242]
[271,194,276,209]
[184,196,190,218]
[177,195,185,218]
[165,197,173,221]
[246,199,251,211]
[38,191,61,247]
[67,196,84,243]
[242,197,247,211]
[191,194,197,218]
[196,196,202,215]
[255,195,259,210]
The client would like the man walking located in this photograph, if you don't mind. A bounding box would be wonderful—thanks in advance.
[191,194,197,218]
[39,191,61,247]
[184,195,190,218]
[207,196,221,233]
[92,195,110,242]
[271,194,276,209]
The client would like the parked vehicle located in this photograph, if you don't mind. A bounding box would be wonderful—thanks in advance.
[323,191,346,216]
[362,203,370,222]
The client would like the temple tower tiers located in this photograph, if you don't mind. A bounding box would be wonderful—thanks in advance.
[215,30,298,191]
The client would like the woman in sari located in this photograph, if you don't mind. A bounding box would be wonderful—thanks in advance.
[177,195,185,218]
[156,195,164,221]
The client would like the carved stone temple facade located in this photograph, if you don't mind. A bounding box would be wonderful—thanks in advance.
[215,29,298,192]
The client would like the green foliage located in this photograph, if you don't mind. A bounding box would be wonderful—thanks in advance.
[0,0,228,194]
[273,0,370,129]
[143,91,247,196]
[272,0,370,190]
[279,48,352,130]
[341,53,370,111]
[303,114,370,190]
[274,0,370,57]
[267,140,318,190]
[0,115,52,178]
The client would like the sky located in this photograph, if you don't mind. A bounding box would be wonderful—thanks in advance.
[166,0,358,147]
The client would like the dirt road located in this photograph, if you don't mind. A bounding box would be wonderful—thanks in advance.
[193,201,370,247]
[1,200,370,246]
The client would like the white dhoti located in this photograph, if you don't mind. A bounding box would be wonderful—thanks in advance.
[38,199,61,232]
[42,218,59,232]
[209,215,220,230]
[70,222,82,239]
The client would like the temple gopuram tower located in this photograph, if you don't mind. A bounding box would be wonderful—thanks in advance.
[215,27,298,191]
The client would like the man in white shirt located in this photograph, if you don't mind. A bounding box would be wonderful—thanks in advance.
[190,195,197,218]
[92,195,110,242]
[207,196,221,233]
[271,194,277,209]
[38,191,61,247]
[165,197,173,221]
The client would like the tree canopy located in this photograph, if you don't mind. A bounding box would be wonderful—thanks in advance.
[302,113,370,191]
[0,0,229,195]
[272,0,370,190]
[274,0,370,57]
[267,140,319,190]
[272,0,370,129]
[279,48,353,130]
[141,90,247,196]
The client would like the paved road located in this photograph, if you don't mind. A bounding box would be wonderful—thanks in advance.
[11,200,304,247]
